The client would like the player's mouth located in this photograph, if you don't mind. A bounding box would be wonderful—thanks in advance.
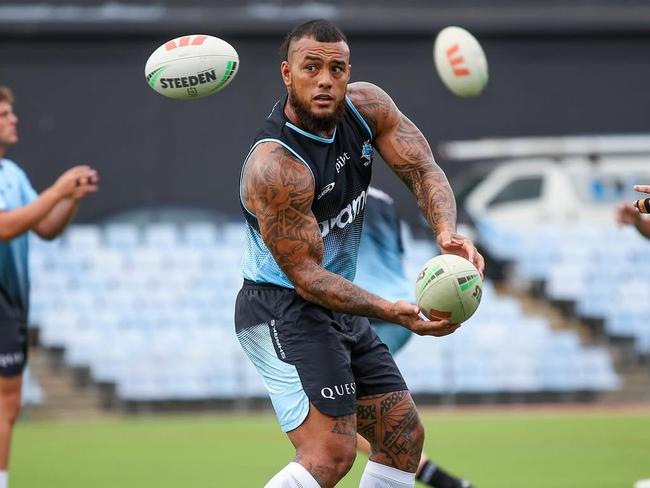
[313,94,333,107]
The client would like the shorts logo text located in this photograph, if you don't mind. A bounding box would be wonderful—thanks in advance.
[270,320,286,359]
[321,382,356,400]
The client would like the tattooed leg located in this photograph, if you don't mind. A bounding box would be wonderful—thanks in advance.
[286,403,358,488]
[356,390,424,473]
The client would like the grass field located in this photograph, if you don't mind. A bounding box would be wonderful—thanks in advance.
[12,407,650,487]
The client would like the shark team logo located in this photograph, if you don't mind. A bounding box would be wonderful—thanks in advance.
[361,140,374,166]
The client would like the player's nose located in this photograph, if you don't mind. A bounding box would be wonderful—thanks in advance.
[317,72,333,88]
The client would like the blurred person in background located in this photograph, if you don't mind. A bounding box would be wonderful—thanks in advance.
[236,19,483,488]
[0,85,98,488]
[615,184,650,239]
[354,186,473,488]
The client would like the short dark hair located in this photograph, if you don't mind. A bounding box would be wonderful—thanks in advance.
[0,86,14,104]
[280,19,348,62]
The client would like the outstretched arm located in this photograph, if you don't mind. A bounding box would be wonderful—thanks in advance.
[242,142,458,336]
[350,82,484,273]
[0,165,98,242]
[0,189,64,241]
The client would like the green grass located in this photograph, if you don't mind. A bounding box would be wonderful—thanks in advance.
[12,409,650,487]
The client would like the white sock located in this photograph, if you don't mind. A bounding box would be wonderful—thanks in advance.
[265,462,320,488]
[0,470,7,488]
[359,460,415,488]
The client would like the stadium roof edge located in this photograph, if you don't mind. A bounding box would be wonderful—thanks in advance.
[438,135,650,161]
[3,4,650,38]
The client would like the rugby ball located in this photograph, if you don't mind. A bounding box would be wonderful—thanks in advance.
[415,254,482,324]
[433,26,488,98]
[145,34,239,100]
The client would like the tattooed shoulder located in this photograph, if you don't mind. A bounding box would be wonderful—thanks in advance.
[242,141,315,215]
[347,81,398,137]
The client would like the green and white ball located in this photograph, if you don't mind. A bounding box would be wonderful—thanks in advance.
[415,254,483,324]
[145,34,239,100]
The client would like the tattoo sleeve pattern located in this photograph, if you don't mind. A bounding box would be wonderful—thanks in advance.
[242,143,392,320]
[356,390,423,472]
[353,83,457,234]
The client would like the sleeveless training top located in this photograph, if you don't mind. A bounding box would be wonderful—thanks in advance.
[240,95,374,288]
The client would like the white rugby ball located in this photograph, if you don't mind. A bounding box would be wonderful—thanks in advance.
[415,254,483,324]
[433,26,488,98]
[145,34,239,100]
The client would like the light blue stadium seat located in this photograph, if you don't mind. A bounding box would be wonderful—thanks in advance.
[104,223,140,250]
[183,222,220,247]
[64,225,103,250]
[143,223,179,248]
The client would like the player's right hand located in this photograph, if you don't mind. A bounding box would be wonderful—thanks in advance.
[616,202,641,226]
[52,165,99,199]
[390,299,461,337]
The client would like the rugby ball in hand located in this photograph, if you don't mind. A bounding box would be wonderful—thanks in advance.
[415,254,483,324]
[145,34,239,100]
[433,26,488,98]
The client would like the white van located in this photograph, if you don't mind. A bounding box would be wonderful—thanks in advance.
[440,135,650,229]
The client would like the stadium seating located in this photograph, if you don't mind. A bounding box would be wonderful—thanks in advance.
[28,221,620,404]
[478,216,650,357]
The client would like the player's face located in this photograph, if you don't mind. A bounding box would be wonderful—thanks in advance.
[0,102,18,149]
[282,37,350,131]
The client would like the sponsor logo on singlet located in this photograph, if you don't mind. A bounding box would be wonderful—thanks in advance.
[318,189,367,238]
[317,182,336,200]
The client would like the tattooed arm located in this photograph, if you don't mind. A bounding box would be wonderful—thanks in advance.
[349,81,484,274]
[242,142,459,336]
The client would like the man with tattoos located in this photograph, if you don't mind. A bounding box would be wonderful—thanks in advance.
[355,187,473,488]
[235,20,484,488]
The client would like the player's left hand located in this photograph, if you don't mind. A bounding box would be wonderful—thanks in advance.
[634,184,650,194]
[437,230,485,277]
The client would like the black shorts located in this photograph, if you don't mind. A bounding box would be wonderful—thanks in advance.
[235,280,407,432]
[0,319,28,377]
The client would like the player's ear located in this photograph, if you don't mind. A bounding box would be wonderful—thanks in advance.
[281,61,291,87]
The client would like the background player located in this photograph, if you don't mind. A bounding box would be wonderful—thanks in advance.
[235,20,483,488]
[0,85,98,488]
[354,187,473,488]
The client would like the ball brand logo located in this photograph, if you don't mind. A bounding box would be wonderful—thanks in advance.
[446,43,470,77]
[165,35,208,51]
[158,70,218,89]
[321,382,356,400]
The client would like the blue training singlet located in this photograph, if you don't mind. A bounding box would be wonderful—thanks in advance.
[355,187,413,304]
[240,95,374,288]
[0,159,38,322]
